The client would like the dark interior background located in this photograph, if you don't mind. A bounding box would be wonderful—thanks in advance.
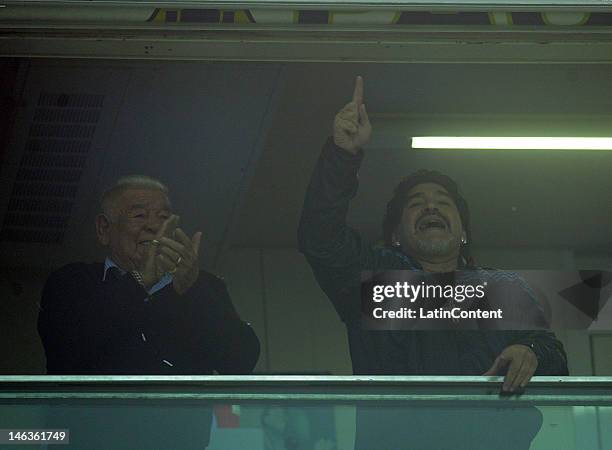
[0,58,610,376]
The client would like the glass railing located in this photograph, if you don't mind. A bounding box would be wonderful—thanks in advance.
[0,375,611,449]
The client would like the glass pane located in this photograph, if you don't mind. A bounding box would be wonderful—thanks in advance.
[1,377,612,449]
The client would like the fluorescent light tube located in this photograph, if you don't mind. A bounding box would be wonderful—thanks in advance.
[411,137,612,150]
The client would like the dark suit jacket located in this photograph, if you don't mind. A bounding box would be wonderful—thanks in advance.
[38,262,260,375]
[38,262,260,450]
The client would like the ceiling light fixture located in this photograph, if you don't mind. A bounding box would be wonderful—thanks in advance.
[411,137,612,150]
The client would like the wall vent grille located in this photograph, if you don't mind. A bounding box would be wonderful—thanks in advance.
[0,92,104,244]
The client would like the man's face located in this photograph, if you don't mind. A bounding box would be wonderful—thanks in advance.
[394,182,465,260]
[96,188,172,271]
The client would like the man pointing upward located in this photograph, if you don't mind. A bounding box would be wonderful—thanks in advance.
[298,76,567,450]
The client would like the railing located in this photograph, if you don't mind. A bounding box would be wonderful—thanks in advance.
[0,375,612,402]
[0,376,611,449]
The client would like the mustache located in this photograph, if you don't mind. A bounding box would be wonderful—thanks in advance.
[416,211,449,227]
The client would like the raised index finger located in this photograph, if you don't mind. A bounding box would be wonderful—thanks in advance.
[352,75,364,106]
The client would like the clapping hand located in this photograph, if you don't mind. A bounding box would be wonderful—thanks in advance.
[139,215,202,295]
[157,228,202,295]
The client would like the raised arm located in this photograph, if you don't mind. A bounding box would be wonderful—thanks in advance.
[297,76,376,321]
[298,76,372,260]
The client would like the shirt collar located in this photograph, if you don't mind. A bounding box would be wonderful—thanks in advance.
[103,257,173,295]
[385,247,470,270]
[102,257,124,281]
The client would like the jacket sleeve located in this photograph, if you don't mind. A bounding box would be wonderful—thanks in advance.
[506,277,569,375]
[37,263,151,374]
[297,138,378,321]
[193,273,260,374]
[485,274,569,375]
[510,331,569,375]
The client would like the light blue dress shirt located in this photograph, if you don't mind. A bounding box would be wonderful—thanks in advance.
[103,257,173,295]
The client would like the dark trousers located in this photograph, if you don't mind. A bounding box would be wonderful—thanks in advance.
[355,404,543,450]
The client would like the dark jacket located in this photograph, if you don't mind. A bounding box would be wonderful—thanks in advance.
[38,262,260,449]
[38,262,260,375]
[298,138,568,376]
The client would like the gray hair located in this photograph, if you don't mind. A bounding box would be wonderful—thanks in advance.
[100,175,169,220]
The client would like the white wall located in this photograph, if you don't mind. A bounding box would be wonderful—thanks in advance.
[221,246,612,376]
[219,248,352,375]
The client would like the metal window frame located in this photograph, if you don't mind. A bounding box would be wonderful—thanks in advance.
[2,1,612,10]
[1,376,611,405]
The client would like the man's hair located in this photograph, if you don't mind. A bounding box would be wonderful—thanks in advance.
[100,175,169,219]
[382,169,471,257]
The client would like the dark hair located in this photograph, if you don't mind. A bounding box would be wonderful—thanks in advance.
[382,169,471,258]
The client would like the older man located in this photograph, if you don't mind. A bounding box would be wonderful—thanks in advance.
[38,175,260,375]
[298,77,568,450]
[37,176,260,449]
